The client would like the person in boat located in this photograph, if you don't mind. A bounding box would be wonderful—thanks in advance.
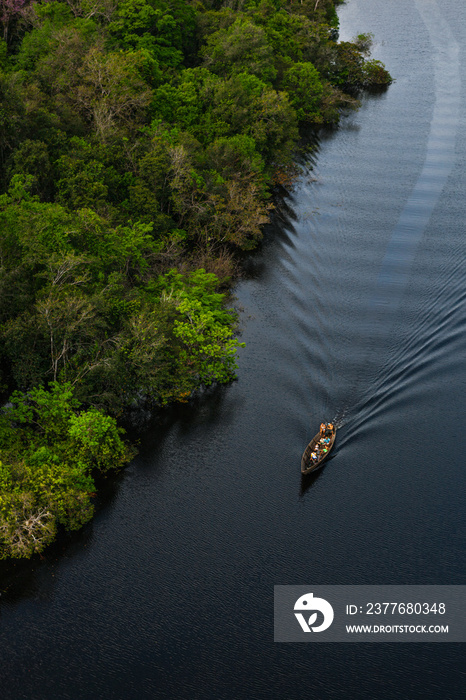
[320,423,326,437]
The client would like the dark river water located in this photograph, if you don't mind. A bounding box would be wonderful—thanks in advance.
[1,1,465,698]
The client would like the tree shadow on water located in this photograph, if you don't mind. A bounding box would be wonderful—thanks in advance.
[0,460,134,604]
[0,519,95,604]
[0,388,236,603]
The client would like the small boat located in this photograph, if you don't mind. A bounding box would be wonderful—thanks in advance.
[301,424,336,476]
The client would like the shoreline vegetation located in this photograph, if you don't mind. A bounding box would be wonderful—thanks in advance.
[0,0,391,559]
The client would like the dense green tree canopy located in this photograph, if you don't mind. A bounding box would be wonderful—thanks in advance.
[0,0,392,558]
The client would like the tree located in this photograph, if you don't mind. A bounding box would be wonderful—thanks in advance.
[56,143,109,210]
[173,296,243,386]
[212,73,298,165]
[201,18,276,83]
[282,61,324,123]
[0,70,26,164]
[9,139,53,200]
[151,67,221,143]
[0,491,57,559]
[107,0,195,68]
[36,282,97,382]
[126,138,174,227]
[74,47,152,140]
[205,135,266,187]
[0,0,29,44]
[361,59,393,89]
[0,382,132,558]
[67,408,129,471]
[62,0,117,22]
[168,145,272,250]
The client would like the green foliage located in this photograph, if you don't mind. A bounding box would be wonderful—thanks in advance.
[15,8,96,74]
[260,9,311,63]
[153,67,298,166]
[205,134,267,194]
[0,176,74,261]
[282,62,323,123]
[125,138,173,226]
[100,267,244,405]
[67,409,129,472]
[8,382,80,441]
[9,139,53,199]
[0,460,13,492]
[151,67,221,141]
[223,72,297,163]
[157,268,232,323]
[108,0,196,68]
[353,33,373,55]
[361,59,393,89]
[56,150,109,210]
[201,18,276,83]
[0,70,26,162]
[0,39,9,69]
[331,39,392,93]
[73,47,152,140]
[173,297,244,386]
[0,382,133,559]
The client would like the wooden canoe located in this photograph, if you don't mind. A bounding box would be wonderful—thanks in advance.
[301,427,336,476]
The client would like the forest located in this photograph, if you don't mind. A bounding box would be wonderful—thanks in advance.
[0,0,391,558]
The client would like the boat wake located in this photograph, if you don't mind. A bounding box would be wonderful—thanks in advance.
[334,0,461,438]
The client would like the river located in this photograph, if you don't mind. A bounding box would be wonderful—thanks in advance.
[1,1,465,698]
